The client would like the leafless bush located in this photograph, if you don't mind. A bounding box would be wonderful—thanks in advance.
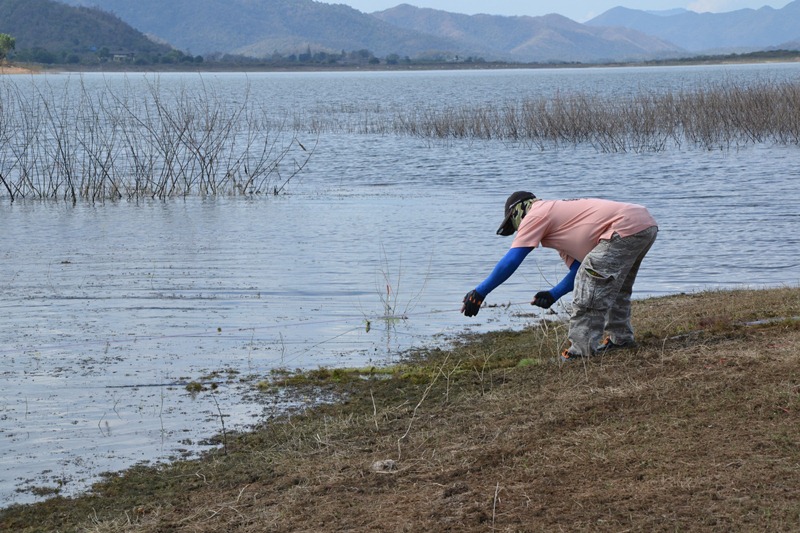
[0,76,314,202]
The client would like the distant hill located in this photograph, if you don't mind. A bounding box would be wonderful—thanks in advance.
[587,1,800,52]
[58,0,683,63]
[0,0,175,64]
[645,9,690,17]
[57,0,469,59]
[372,5,683,62]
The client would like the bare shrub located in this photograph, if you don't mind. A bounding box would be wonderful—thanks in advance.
[0,76,314,202]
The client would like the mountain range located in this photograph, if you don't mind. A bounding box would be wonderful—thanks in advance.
[371,5,680,62]
[19,0,800,64]
[587,2,800,52]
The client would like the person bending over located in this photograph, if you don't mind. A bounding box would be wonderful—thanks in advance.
[461,191,658,361]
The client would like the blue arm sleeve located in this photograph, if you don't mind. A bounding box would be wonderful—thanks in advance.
[475,247,533,297]
[549,260,581,301]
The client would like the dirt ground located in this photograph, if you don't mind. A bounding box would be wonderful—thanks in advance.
[2,287,799,532]
[0,65,37,74]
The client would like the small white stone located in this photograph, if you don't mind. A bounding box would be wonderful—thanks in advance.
[370,459,397,473]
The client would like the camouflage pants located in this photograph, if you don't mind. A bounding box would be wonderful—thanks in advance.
[568,226,658,356]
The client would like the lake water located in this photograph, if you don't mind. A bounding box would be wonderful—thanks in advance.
[1,64,799,507]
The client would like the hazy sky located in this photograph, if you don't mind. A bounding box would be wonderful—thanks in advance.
[326,1,790,22]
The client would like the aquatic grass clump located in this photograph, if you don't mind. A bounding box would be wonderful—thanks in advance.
[386,80,800,152]
[0,77,314,202]
[676,80,800,148]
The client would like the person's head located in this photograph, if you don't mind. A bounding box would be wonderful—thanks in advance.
[496,191,536,236]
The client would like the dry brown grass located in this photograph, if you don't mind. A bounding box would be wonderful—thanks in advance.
[0,65,37,75]
[2,287,799,532]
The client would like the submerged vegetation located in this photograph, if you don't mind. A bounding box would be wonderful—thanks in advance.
[0,77,313,202]
[313,79,800,153]
[0,76,798,201]
[244,76,800,153]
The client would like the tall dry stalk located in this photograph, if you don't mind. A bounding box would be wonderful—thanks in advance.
[384,80,800,153]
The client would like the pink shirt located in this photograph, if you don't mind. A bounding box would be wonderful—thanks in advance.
[511,198,657,265]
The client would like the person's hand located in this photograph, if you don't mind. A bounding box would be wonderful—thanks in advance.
[532,291,555,309]
[461,289,484,317]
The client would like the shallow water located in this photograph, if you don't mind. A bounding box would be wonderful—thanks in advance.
[1,65,799,506]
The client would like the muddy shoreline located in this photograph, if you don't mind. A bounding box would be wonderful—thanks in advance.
[2,287,799,531]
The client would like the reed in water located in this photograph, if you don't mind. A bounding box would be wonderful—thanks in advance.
[0,77,313,202]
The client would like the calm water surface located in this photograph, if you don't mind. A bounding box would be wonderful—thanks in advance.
[1,64,799,506]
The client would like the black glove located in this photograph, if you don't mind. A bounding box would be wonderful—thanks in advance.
[461,289,485,317]
[532,291,556,309]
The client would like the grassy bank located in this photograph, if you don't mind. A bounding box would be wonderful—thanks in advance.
[2,287,799,532]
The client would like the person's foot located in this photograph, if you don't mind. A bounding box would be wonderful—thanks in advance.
[561,338,637,362]
[596,337,637,353]
[559,348,585,362]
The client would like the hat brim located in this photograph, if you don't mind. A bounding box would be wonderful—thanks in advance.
[497,191,535,236]
[496,215,516,236]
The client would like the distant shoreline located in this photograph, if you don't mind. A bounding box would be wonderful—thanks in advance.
[4,53,799,76]
[0,65,40,75]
